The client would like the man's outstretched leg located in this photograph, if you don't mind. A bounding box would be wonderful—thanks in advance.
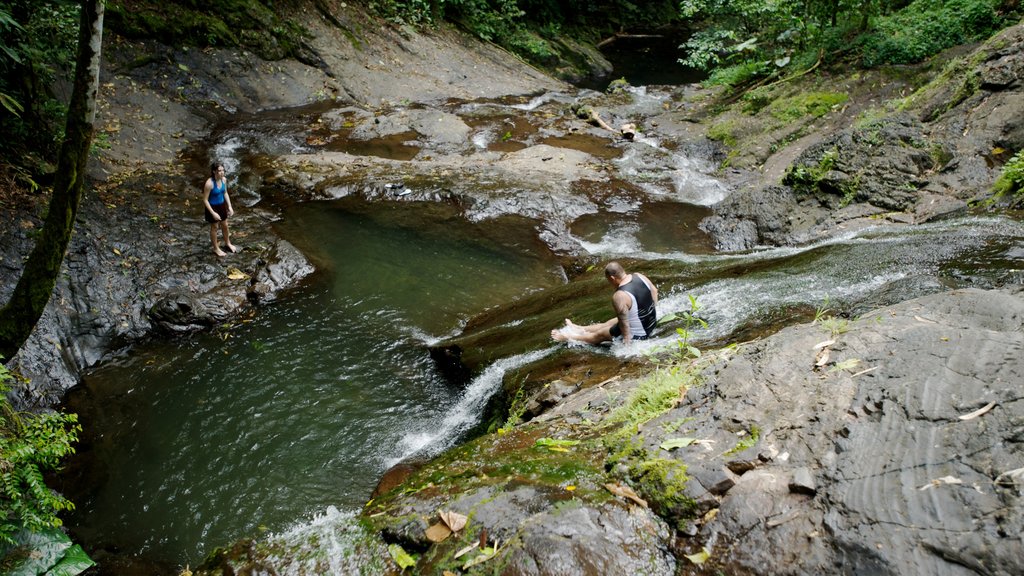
[551,318,616,344]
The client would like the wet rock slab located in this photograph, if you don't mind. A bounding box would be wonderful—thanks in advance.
[378,288,1022,575]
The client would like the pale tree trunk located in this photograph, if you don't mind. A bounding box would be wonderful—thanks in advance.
[0,0,104,361]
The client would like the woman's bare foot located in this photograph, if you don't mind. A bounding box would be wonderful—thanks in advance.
[214,248,227,257]
[226,244,239,253]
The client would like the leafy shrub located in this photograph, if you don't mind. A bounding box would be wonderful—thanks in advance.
[0,362,81,545]
[993,150,1024,202]
[859,0,1002,66]
[704,60,768,89]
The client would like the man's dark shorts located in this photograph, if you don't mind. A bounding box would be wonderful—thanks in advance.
[610,323,648,340]
[205,203,228,224]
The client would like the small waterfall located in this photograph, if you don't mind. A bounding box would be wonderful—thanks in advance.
[260,507,387,576]
[384,347,557,467]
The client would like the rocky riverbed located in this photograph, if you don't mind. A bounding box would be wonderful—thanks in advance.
[1,1,1022,574]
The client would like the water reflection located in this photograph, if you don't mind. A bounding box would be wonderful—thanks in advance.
[62,199,565,564]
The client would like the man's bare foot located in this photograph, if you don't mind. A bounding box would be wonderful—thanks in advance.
[564,318,580,328]
[551,328,569,342]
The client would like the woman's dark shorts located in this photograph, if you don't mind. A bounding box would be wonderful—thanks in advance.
[205,202,229,224]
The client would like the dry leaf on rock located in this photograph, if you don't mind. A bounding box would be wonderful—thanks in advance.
[684,547,710,565]
[994,467,1024,486]
[439,510,467,532]
[453,542,479,559]
[815,348,830,367]
[604,482,648,507]
[425,522,452,543]
[813,339,835,350]
[227,268,249,280]
[958,401,996,421]
[918,475,963,490]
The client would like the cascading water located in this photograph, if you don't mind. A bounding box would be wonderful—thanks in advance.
[59,95,1024,572]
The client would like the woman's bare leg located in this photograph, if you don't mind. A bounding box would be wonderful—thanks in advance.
[211,223,226,256]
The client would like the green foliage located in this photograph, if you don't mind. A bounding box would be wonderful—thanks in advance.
[992,150,1024,204]
[785,146,839,192]
[704,60,768,89]
[723,425,760,456]
[497,382,528,434]
[0,527,94,576]
[0,362,81,546]
[0,0,80,163]
[766,92,848,122]
[859,0,1003,66]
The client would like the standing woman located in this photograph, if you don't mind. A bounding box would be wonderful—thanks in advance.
[203,162,237,256]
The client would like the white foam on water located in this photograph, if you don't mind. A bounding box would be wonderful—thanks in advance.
[669,153,730,205]
[384,347,557,467]
[574,222,644,255]
[262,506,383,576]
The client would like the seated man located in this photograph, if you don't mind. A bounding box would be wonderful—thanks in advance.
[552,261,658,345]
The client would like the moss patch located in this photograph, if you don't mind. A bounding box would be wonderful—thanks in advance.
[766,92,849,122]
[107,0,309,61]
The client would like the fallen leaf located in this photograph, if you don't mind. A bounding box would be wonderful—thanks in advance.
[684,547,710,565]
[425,522,452,543]
[439,510,467,533]
[443,572,457,576]
[112,247,122,256]
[463,541,499,570]
[851,366,881,378]
[918,475,963,490]
[994,467,1024,486]
[388,543,416,569]
[226,268,249,280]
[958,401,996,421]
[660,437,696,450]
[565,485,576,491]
[535,437,580,450]
[813,339,835,350]
[914,315,937,323]
[830,358,861,372]
[604,482,648,507]
[453,542,479,559]
[815,348,830,367]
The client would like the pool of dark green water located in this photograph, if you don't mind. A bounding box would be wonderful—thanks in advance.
[60,198,564,565]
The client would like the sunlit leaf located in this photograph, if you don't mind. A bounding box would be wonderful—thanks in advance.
[660,437,696,450]
[685,547,711,564]
[535,438,580,450]
[388,543,416,570]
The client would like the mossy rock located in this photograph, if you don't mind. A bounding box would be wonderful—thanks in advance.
[107,0,310,62]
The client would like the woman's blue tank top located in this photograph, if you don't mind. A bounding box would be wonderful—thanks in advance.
[209,179,226,205]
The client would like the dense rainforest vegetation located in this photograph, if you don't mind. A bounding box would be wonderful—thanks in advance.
[0,0,1023,572]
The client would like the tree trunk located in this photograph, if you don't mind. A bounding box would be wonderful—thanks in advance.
[0,0,104,362]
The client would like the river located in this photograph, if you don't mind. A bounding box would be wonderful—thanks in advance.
[58,94,1024,572]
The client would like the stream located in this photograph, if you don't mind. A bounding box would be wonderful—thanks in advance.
[58,92,1024,571]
